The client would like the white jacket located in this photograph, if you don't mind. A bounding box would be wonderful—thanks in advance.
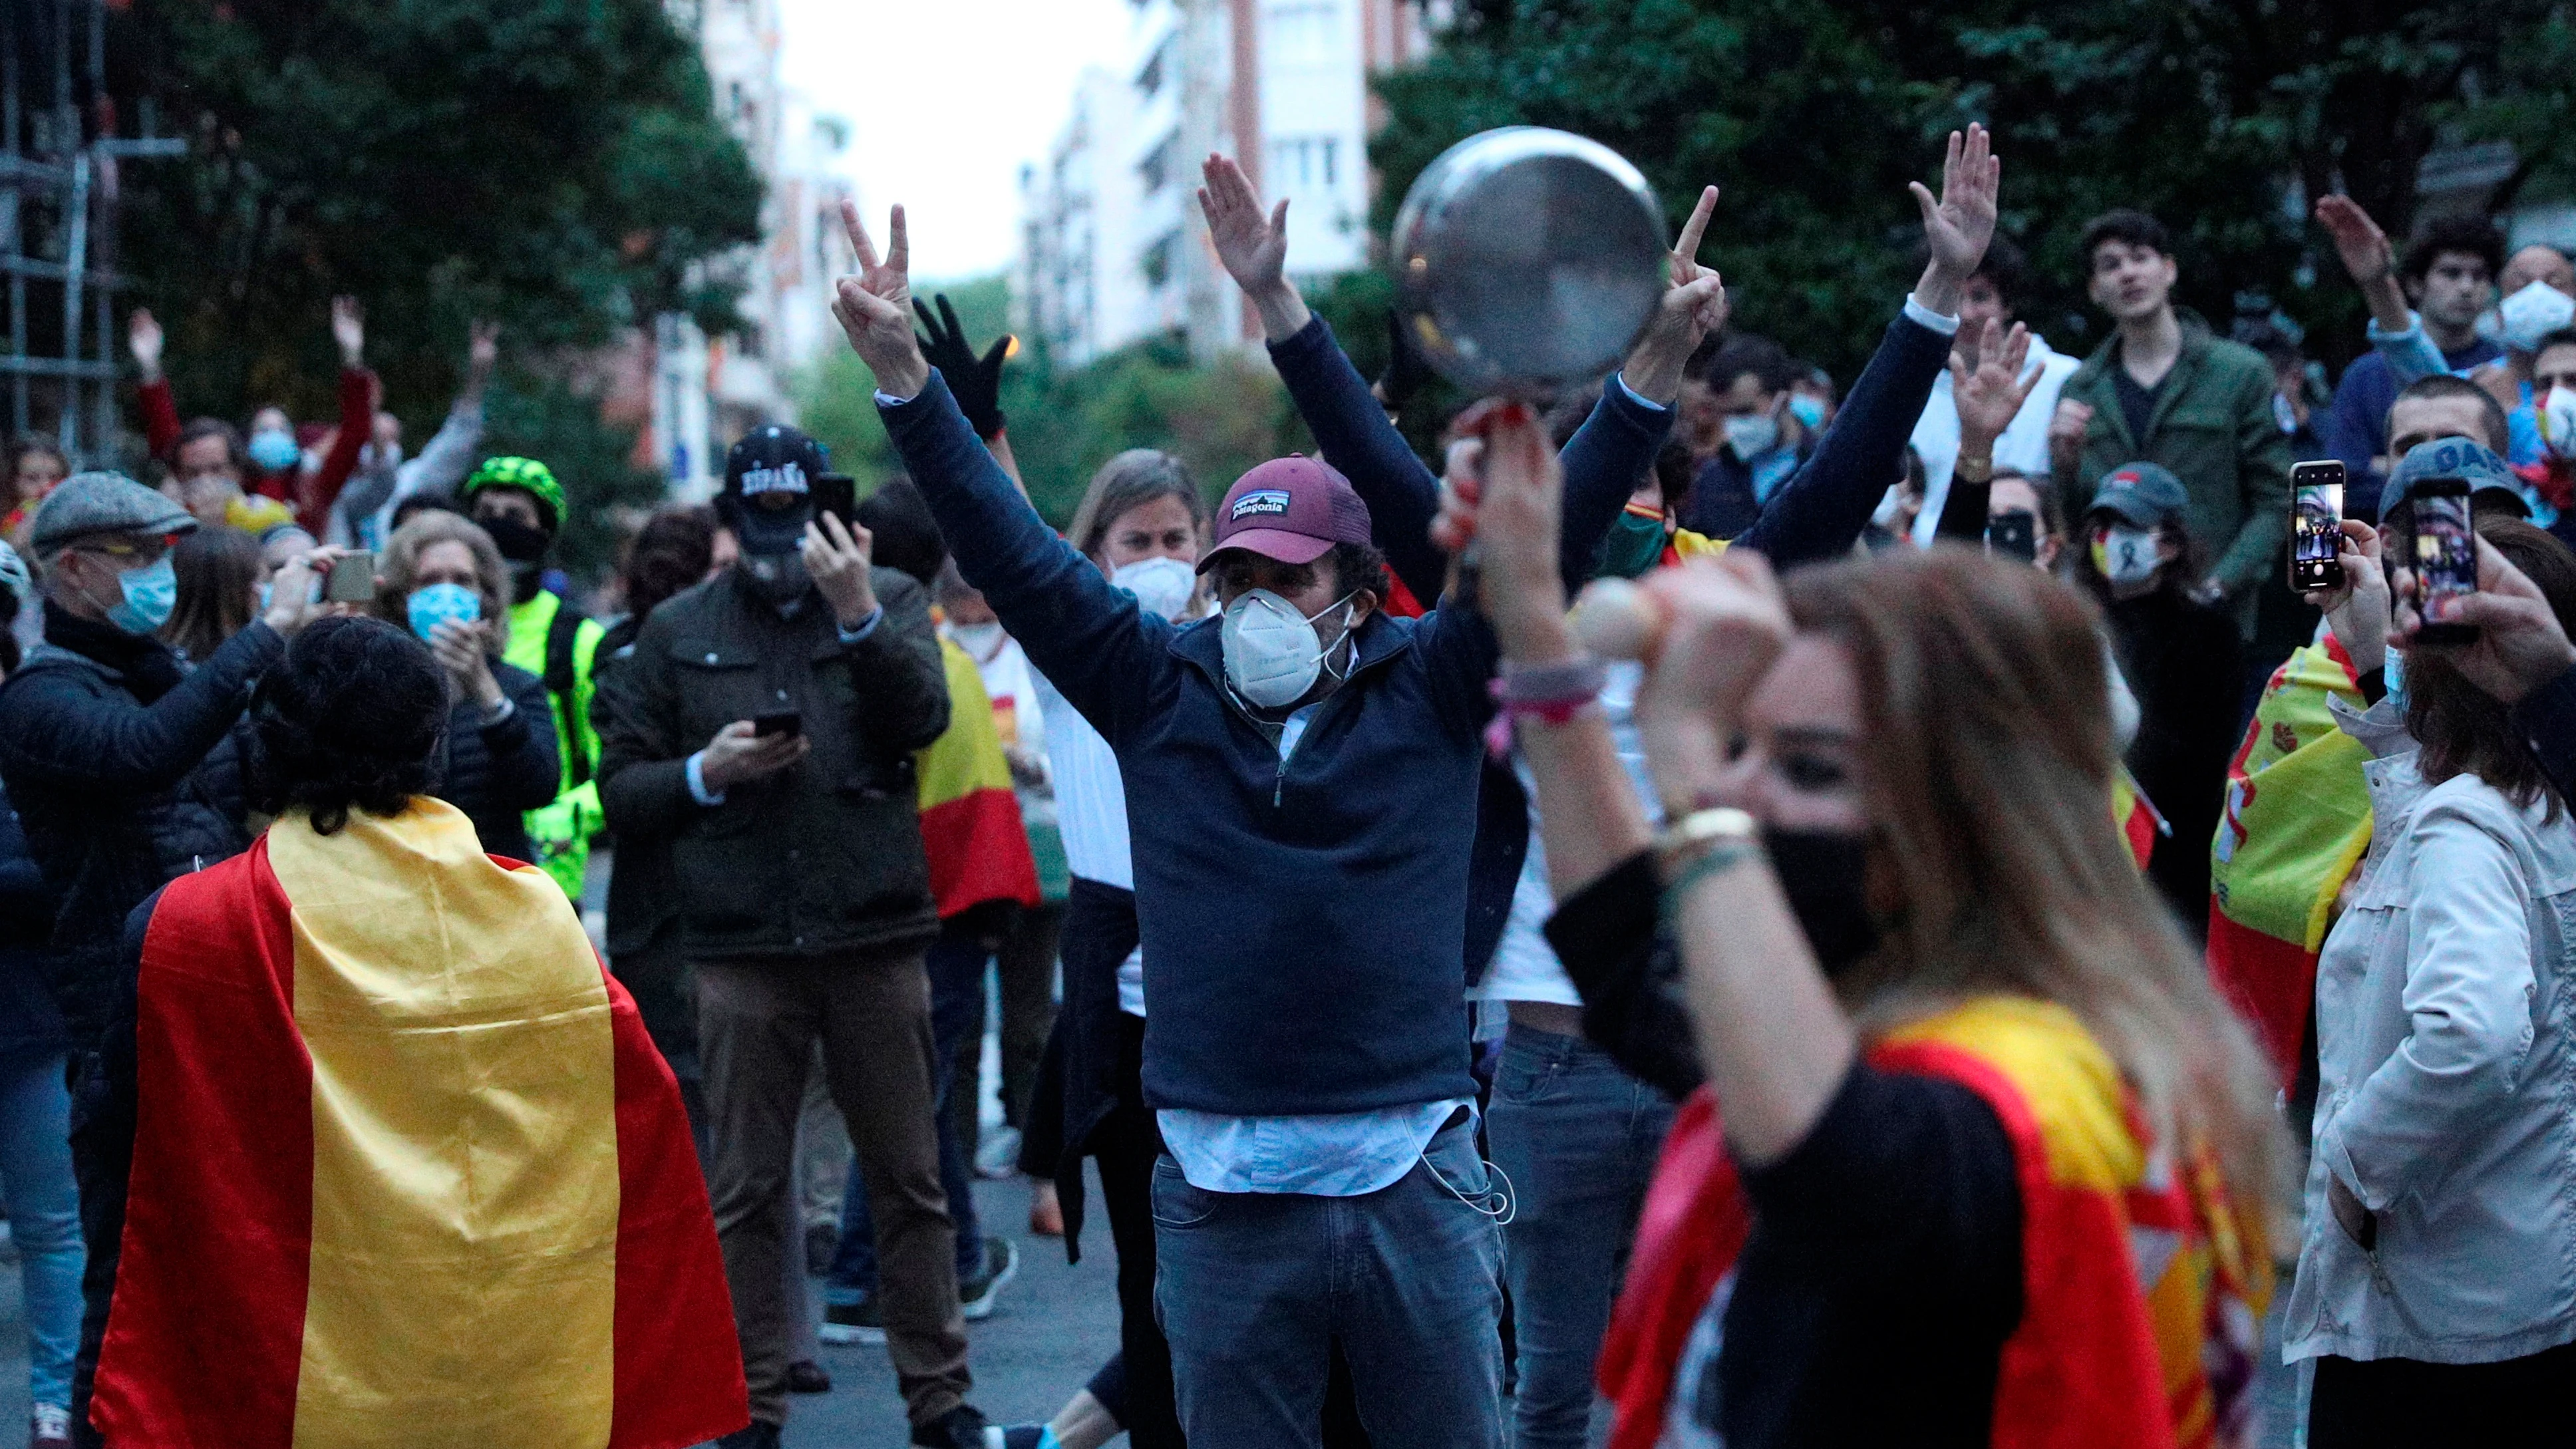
[2283,697,2576,1365]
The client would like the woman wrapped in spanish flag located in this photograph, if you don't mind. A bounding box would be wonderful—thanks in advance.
[1449,404,2286,1449]
[71,615,744,1449]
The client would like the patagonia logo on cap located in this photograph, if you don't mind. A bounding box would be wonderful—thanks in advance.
[740,462,810,498]
[1230,489,1291,521]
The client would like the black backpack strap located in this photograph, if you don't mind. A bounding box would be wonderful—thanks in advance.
[544,603,593,786]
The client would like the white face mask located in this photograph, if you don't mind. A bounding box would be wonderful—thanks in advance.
[2543,386,2576,461]
[2090,525,2164,593]
[1111,555,1199,622]
[945,620,1005,657]
[1219,587,1357,710]
[2499,280,2576,353]
[1722,411,1780,460]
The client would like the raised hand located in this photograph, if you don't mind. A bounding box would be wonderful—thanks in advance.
[830,200,929,399]
[802,510,879,629]
[2048,398,2095,474]
[332,295,366,368]
[1633,550,1793,814]
[1199,153,1309,340]
[1622,185,1730,404]
[128,308,165,382]
[1949,318,2040,450]
[428,619,505,709]
[915,293,1013,440]
[468,319,501,376]
[1911,124,2002,313]
[2305,520,2390,676]
[1460,401,1579,665]
[2390,531,2576,703]
[2315,195,2414,335]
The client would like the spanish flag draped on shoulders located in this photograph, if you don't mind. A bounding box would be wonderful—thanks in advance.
[1598,995,2268,1449]
[92,799,744,1449]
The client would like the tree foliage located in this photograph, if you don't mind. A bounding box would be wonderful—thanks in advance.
[800,275,1311,529]
[99,0,760,545]
[1375,0,2573,377]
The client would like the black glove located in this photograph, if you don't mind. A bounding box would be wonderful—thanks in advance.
[915,294,1012,440]
[1376,308,1436,412]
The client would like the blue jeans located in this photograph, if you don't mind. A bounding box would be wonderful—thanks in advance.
[826,932,985,1297]
[0,1053,86,1410]
[1485,1023,1677,1449]
[1152,1116,1505,1449]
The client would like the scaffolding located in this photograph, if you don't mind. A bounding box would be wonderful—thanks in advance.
[2,0,180,464]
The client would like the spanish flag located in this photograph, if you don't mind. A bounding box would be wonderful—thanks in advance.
[92,800,745,1449]
[916,636,1041,921]
[2207,635,2372,1083]
[1599,997,2267,1449]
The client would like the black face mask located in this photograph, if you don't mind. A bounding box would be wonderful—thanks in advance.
[478,512,553,565]
[1763,827,1881,975]
[740,552,812,607]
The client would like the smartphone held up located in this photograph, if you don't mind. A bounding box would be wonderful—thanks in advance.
[2290,461,2344,593]
[2406,478,2481,645]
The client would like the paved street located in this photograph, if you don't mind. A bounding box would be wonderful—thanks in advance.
[0,1170,1118,1448]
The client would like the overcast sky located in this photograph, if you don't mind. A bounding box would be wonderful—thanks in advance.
[775,0,1140,283]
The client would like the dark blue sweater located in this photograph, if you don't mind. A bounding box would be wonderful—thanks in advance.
[880,372,1493,1116]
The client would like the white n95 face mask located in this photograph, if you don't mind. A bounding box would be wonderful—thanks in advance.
[1112,555,1200,622]
[2543,386,2576,461]
[2499,281,2576,353]
[2091,525,2164,593]
[1220,587,1356,710]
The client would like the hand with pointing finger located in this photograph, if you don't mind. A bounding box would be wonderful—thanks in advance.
[829,201,929,400]
[1621,185,1728,404]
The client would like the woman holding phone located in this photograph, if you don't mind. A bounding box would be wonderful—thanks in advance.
[2287,509,2576,1446]
[371,510,560,862]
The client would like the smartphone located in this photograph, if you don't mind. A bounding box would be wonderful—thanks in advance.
[752,709,803,738]
[2291,461,2346,592]
[2407,478,2481,645]
[323,550,377,604]
[812,473,857,532]
[1985,511,2037,562]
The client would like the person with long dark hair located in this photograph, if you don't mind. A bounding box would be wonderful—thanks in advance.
[159,526,264,665]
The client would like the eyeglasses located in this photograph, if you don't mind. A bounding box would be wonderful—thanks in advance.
[76,536,175,564]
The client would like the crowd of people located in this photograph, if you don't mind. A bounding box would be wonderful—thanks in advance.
[1,112,2575,1449]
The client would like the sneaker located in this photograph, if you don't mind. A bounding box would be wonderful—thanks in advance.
[715,1421,780,1449]
[786,1357,832,1394]
[818,1292,886,1346]
[31,1404,71,1449]
[803,1219,840,1277]
[957,1234,1018,1321]
[911,1403,1021,1449]
[973,1124,1023,1179]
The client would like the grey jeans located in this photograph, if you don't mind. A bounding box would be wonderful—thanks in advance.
[1152,1116,1506,1449]
[697,949,968,1428]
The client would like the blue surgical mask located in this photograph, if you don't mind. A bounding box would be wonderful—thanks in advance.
[1786,393,1828,430]
[106,556,178,636]
[2384,649,2407,715]
[406,581,482,642]
[1723,412,1780,460]
[247,427,301,473]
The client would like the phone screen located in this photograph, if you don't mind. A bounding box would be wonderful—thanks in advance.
[324,550,377,603]
[813,474,857,532]
[1985,511,2037,562]
[2291,462,2345,591]
[2411,484,2479,637]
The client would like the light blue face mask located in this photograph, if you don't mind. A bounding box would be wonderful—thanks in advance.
[406,581,482,642]
[247,428,301,473]
[1787,393,1828,430]
[106,556,178,636]
[2384,648,2406,715]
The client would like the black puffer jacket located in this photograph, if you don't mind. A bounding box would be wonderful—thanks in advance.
[0,779,69,1068]
[0,604,274,1043]
[430,659,561,865]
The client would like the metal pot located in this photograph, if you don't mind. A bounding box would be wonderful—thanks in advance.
[1390,127,1667,397]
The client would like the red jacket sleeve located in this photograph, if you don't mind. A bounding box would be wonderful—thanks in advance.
[296,368,376,533]
[140,378,181,464]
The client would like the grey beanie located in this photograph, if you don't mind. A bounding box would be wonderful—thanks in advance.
[27,471,198,554]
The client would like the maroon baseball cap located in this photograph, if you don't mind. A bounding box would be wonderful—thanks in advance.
[1198,455,1375,573]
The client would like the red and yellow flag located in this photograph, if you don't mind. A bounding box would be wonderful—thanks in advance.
[2207,636,2372,1082]
[916,636,1041,921]
[1601,997,2266,1449]
[93,800,744,1449]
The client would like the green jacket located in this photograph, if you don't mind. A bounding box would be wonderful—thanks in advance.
[504,588,607,897]
[2054,319,2293,638]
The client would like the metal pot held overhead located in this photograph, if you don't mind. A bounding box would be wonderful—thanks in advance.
[1390,127,1668,398]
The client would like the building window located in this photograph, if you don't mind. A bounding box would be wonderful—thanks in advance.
[1136,35,1173,98]
[1139,130,1180,195]
[1269,135,1341,190]
[1267,1,1339,67]
[1142,230,1179,289]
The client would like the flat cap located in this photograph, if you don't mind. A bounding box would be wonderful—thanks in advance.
[28,470,197,553]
